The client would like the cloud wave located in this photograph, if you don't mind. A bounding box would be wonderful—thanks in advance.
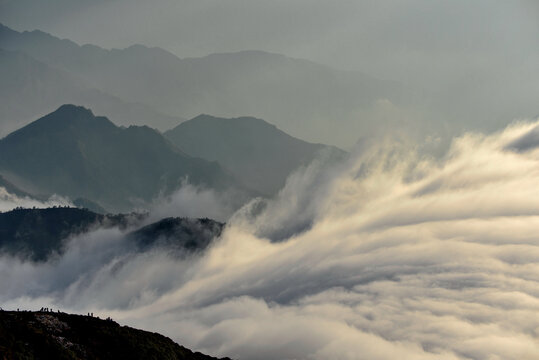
[2,120,539,359]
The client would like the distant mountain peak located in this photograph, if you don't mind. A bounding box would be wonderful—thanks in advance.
[0,106,246,212]
[197,49,287,59]
[2,104,116,141]
[123,43,173,55]
[165,114,345,195]
[55,103,94,116]
[187,114,277,130]
[0,22,401,147]
[21,104,117,134]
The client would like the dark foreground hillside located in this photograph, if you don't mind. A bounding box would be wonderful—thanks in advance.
[0,310,230,360]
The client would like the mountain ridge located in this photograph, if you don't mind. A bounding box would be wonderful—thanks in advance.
[0,207,224,262]
[0,23,403,146]
[0,47,186,137]
[0,105,246,212]
[165,114,346,195]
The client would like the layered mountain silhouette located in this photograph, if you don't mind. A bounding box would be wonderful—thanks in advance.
[0,310,230,360]
[0,105,244,212]
[0,23,402,146]
[165,114,346,195]
[0,207,224,262]
[0,47,184,137]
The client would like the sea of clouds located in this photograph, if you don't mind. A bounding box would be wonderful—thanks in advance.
[2,120,539,359]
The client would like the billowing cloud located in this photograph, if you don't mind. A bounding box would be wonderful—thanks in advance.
[2,120,539,359]
[147,182,237,223]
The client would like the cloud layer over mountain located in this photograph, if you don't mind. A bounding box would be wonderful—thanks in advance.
[2,121,539,359]
[0,187,71,212]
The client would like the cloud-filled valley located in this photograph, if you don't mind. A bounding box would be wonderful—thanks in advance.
[2,120,539,359]
[2,3,539,357]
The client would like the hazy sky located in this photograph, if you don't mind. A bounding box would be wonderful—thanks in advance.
[0,0,537,76]
[2,0,539,138]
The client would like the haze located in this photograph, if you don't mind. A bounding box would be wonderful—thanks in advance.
[2,0,539,146]
[1,1,539,359]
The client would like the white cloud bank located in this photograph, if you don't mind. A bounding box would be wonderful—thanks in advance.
[3,120,539,359]
[147,182,238,223]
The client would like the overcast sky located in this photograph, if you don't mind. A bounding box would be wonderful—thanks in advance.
[1,0,537,76]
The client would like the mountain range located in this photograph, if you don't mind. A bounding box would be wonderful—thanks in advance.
[0,23,403,146]
[0,105,244,212]
[0,47,185,137]
[165,114,345,195]
[0,104,344,211]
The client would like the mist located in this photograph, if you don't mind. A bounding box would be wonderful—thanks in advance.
[2,1,538,147]
[2,2,539,358]
[0,187,72,212]
[147,182,238,223]
[2,121,539,359]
